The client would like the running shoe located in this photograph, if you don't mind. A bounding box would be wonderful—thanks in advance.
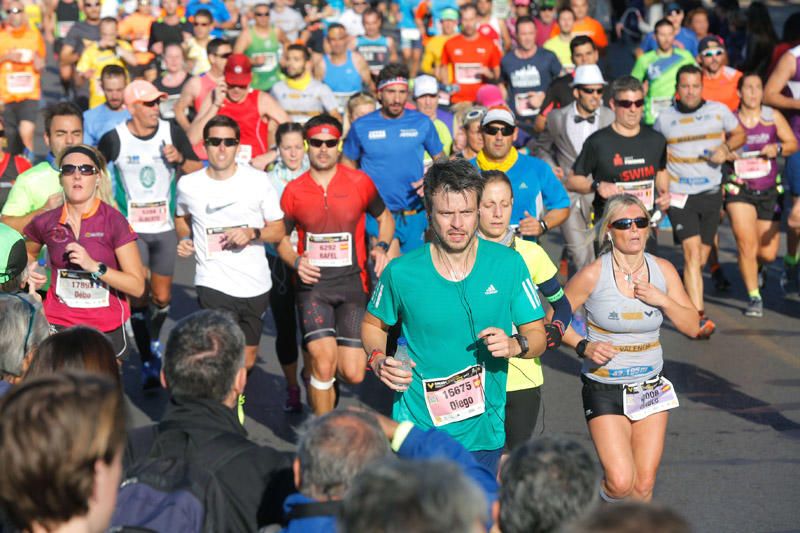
[744,297,763,318]
[695,317,716,339]
[284,385,302,413]
[780,264,799,300]
[711,267,731,292]
[757,265,766,290]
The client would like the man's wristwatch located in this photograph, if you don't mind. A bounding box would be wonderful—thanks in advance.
[374,240,390,253]
[777,143,783,157]
[590,180,600,192]
[538,219,549,234]
[575,339,589,359]
[252,227,261,241]
[91,263,108,281]
[511,333,529,358]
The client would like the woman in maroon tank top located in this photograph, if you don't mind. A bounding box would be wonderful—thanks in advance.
[724,73,798,317]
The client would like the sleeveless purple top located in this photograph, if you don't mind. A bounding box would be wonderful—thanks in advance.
[735,106,778,190]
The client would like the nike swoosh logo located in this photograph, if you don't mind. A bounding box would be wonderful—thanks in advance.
[206,201,237,214]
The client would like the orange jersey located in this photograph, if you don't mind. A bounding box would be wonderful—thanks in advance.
[441,34,502,103]
[119,12,156,64]
[702,66,742,112]
[0,25,46,103]
[550,17,608,49]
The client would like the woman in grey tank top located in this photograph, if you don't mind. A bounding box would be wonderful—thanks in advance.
[551,194,699,504]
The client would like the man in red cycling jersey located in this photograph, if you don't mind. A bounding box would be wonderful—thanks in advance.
[277,114,394,415]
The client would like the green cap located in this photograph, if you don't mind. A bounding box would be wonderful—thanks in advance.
[540,0,556,7]
[0,223,27,284]
[440,7,459,20]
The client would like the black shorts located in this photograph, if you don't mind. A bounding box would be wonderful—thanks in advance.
[725,186,782,221]
[581,374,662,421]
[297,277,366,348]
[504,386,541,452]
[137,231,178,277]
[3,99,38,127]
[668,189,722,245]
[196,286,269,346]
[51,323,128,360]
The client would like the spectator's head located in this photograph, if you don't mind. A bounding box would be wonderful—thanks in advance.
[572,64,606,114]
[0,293,49,385]
[0,372,126,533]
[557,7,575,34]
[654,18,675,52]
[609,76,644,130]
[538,0,556,23]
[377,62,410,118]
[676,64,704,108]
[161,0,178,16]
[82,0,102,21]
[423,158,484,253]
[193,9,214,39]
[596,193,651,254]
[26,326,120,387]
[362,8,383,36]
[326,23,349,55]
[480,106,517,161]
[251,3,271,28]
[124,79,166,129]
[99,65,128,111]
[57,144,115,208]
[570,0,588,20]
[207,37,233,74]
[460,3,479,37]
[686,7,710,40]
[476,0,492,17]
[0,223,29,293]
[163,42,188,74]
[515,16,537,51]
[340,459,488,533]
[6,0,26,29]
[698,35,726,75]
[570,35,598,66]
[562,501,691,533]
[284,44,311,79]
[440,7,459,35]
[163,310,247,407]
[275,122,305,172]
[98,17,120,47]
[478,170,514,240]
[295,410,391,500]
[664,1,684,29]
[413,74,439,118]
[304,114,342,172]
[496,435,598,533]
[224,53,253,100]
[43,102,84,157]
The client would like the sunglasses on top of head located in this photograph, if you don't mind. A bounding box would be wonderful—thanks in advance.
[609,217,649,230]
[308,138,338,148]
[482,124,515,136]
[60,164,98,176]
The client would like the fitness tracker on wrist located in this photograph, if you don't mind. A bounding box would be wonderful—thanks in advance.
[511,333,529,358]
[575,339,589,359]
[252,227,261,241]
[374,240,390,252]
[91,263,108,280]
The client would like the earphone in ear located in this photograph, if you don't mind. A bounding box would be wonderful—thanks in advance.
[303,140,309,151]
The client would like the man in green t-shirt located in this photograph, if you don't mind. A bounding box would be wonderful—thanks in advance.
[361,158,547,474]
[631,18,695,125]
[1,102,84,233]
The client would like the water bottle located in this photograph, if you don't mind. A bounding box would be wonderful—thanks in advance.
[32,258,47,278]
[394,337,412,374]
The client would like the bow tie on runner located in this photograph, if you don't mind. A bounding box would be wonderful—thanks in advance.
[574,114,596,124]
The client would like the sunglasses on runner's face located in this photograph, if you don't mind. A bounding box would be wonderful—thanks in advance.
[482,124,515,136]
[84,1,101,6]
[308,138,338,148]
[615,98,645,109]
[702,49,724,58]
[0,130,5,137]
[609,217,649,230]
[140,99,160,107]
[578,87,603,94]
[254,10,269,16]
[60,164,98,176]
[9,7,22,13]
[205,137,240,147]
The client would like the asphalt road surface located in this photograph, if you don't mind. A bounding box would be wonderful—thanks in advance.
[27,5,800,531]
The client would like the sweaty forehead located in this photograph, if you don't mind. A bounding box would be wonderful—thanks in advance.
[434,189,478,210]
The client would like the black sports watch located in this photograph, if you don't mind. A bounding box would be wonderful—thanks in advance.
[590,180,600,192]
[252,227,262,241]
[575,339,589,359]
[91,263,108,281]
[511,333,529,358]
[374,240,390,253]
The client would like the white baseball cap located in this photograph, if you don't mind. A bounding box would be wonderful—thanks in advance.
[571,64,607,87]
[413,75,439,98]
[481,107,516,127]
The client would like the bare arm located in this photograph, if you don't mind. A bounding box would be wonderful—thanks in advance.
[641,257,699,337]
[388,36,399,63]
[362,311,414,391]
[340,155,358,169]
[371,207,395,277]
[541,207,569,232]
[173,77,199,132]
[233,27,251,54]
[259,91,290,125]
[725,123,746,152]
[352,51,375,93]
[764,52,800,112]
[187,84,224,145]
[773,109,799,157]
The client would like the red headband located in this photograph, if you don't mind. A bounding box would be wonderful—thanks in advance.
[378,77,409,91]
[305,124,342,140]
